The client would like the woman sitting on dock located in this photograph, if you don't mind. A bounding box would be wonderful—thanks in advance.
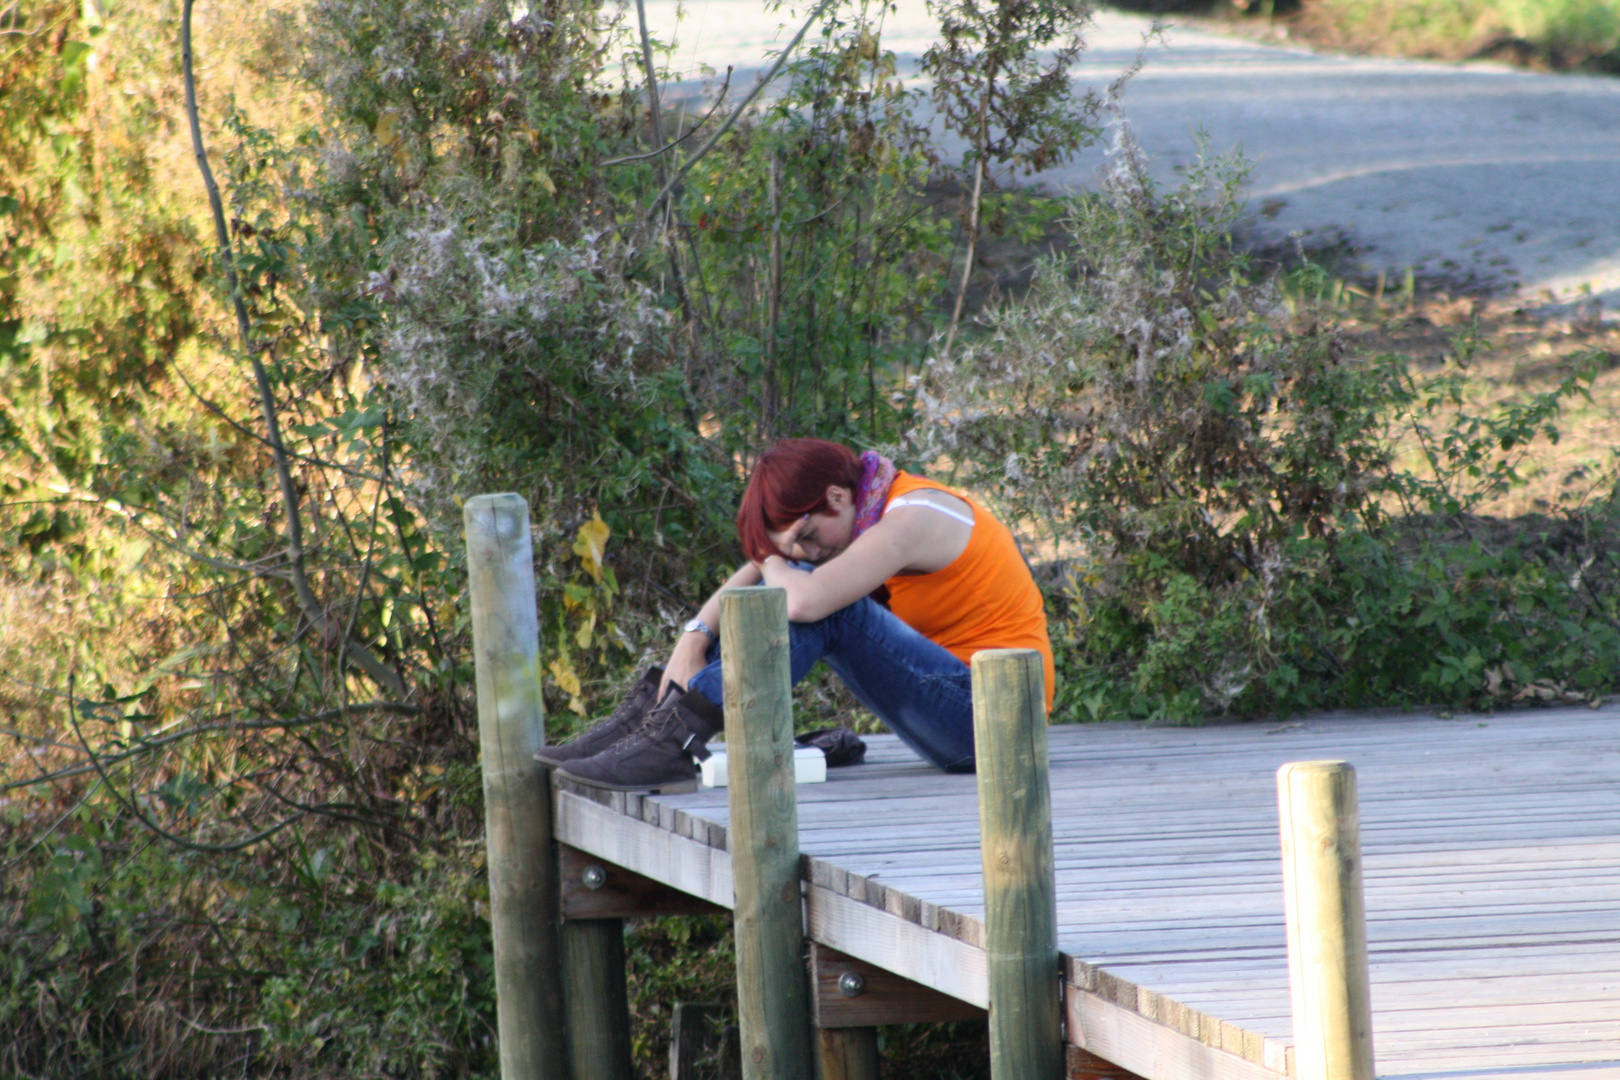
[539,437,1054,791]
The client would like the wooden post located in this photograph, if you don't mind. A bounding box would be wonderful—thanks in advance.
[972,648,1062,1080]
[1277,760,1376,1080]
[562,920,633,1080]
[669,1002,727,1080]
[816,1028,880,1080]
[464,493,567,1079]
[721,586,814,1080]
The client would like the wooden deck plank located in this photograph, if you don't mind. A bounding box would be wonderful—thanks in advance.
[557,705,1620,1080]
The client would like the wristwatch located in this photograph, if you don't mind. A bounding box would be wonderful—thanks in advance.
[682,617,717,642]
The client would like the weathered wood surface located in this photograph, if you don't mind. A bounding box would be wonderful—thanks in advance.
[810,943,985,1027]
[720,587,814,1080]
[1277,761,1374,1080]
[464,493,566,1078]
[554,705,1620,1080]
[972,649,1063,1080]
[561,918,634,1080]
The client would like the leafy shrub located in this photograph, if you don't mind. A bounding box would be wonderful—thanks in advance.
[1295,0,1620,69]
[915,111,1618,719]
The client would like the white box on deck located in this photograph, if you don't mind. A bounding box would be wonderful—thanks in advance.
[700,746,826,788]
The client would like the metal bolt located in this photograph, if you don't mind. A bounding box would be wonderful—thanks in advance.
[582,864,607,890]
[837,970,865,998]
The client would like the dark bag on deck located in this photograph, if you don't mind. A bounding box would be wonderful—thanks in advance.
[794,726,866,767]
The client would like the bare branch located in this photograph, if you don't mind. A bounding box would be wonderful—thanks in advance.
[181,0,405,699]
[2,700,421,794]
[170,361,385,483]
[67,677,304,853]
[648,0,838,215]
[602,69,731,166]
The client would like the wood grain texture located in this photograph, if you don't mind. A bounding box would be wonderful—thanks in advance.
[464,493,566,1079]
[816,1027,881,1080]
[973,649,1063,1080]
[1066,985,1288,1080]
[551,705,1620,1080]
[1278,762,1375,1080]
[811,943,986,1027]
[554,788,734,907]
[558,843,727,920]
[1068,1044,1150,1080]
[807,885,989,1008]
[561,919,634,1080]
[722,587,813,1080]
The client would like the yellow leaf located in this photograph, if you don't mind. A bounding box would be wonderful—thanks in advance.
[534,166,557,197]
[375,109,401,148]
[571,511,609,583]
[547,656,586,715]
[547,657,582,697]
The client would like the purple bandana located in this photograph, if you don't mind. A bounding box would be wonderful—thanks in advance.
[851,451,897,541]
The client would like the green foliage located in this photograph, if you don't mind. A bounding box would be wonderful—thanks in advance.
[1299,0,1620,70]
[2,682,495,1079]
[624,915,737,1076]
[672,3,949,448]
[1,0,1060,1072]
[920,0,1099,178]
[919,115,1620,721]
[5,0,1616,1075]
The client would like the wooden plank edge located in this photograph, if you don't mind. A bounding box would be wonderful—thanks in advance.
[1065,957,1291,1078]
[1065,981,1290,1080]
[553,787,1294,1080]
[554,788,735,910]
[807,885,991,1009]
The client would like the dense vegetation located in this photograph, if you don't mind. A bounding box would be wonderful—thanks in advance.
[2,0,1616,1077]
[1292,0,1620,71]
[1121,0,1620,73]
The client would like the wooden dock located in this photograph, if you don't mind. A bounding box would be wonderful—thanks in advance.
[554,704,1620,1080]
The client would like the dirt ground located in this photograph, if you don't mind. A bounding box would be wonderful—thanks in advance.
[1329,290,1620,517]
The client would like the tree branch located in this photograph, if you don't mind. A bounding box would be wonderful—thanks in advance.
[601,69,731,166]
[181,0,405,699]
[2,700,421,794]
[647,0,837,216]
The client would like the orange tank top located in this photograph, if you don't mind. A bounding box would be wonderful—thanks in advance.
[881,472,1055,713]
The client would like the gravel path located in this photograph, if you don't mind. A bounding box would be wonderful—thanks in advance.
[642,1,1620,312]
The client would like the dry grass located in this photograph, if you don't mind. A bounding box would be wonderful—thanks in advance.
[1169,0,1620,72]
[1323,290,1620,517]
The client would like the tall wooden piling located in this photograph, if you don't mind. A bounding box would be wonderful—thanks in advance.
[562,920,633,1080]
[1277,760,1376,1080]
[721,586,814,1080]
[464,493,566,1080]
[816,1028,880,1080]
[971,648,1062,1080]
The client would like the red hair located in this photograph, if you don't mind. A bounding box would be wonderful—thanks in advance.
[736,439,863,561]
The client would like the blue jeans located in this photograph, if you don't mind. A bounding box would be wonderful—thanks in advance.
[686,596,976,772]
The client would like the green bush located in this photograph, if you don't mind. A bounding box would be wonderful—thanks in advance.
[1300,0,1620,69]
[916,113,1620,720]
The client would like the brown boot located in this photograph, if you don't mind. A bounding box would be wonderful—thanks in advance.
[557,687,723,794]
[535,666,663,767]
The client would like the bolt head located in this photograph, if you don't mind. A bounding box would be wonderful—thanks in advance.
[582,864,607,890]
[837,970,865,997]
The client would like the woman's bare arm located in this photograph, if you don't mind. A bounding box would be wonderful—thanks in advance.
[760,499,972,622]
[661,561,763,694]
